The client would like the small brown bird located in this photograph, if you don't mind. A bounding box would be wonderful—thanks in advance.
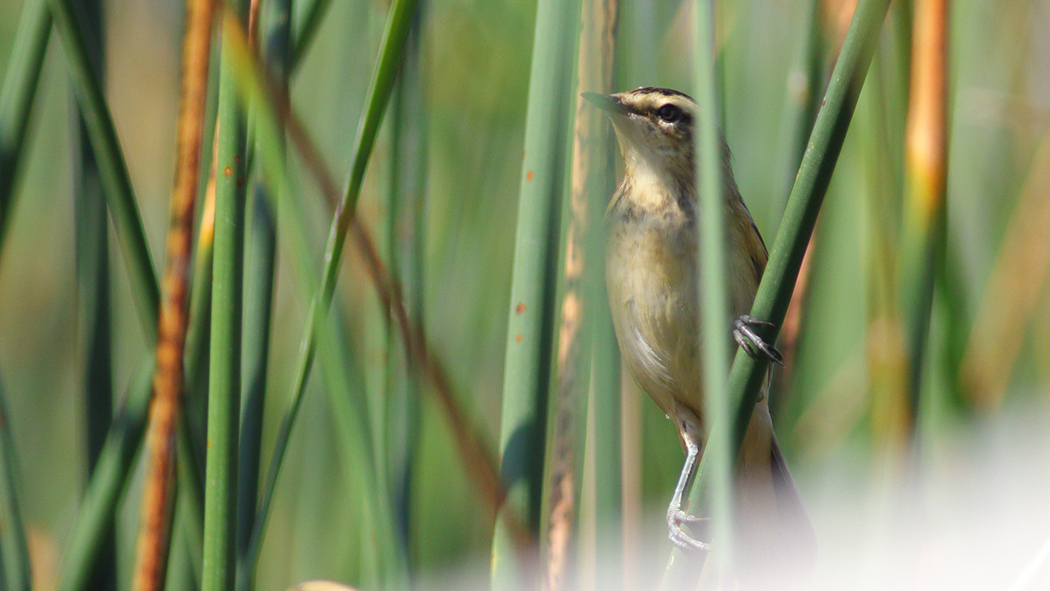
[585,87,814,579]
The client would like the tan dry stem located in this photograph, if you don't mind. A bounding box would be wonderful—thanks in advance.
[247,0,260,48]
[905,0,949,231]
[133,0,217,588]
[543,0,617,589]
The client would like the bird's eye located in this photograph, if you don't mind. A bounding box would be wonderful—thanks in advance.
[656,104,681,122]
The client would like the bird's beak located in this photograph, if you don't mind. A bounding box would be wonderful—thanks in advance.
[582,92,630,116]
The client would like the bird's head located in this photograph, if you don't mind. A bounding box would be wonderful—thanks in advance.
[584,87,698,193]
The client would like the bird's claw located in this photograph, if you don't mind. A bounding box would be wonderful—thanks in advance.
[733,315,783,365]
[667,509,712,552]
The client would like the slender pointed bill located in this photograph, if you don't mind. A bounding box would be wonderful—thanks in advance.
[582,92,630,116]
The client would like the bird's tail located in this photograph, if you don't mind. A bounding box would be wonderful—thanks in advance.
[731,407,817,588]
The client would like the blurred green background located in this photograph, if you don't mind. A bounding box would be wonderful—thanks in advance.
[1,0,1050,589]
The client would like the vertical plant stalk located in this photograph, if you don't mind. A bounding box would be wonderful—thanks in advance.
[863,58,912,450]
[769,0,825,417]
[693,0,735,580]
[0,0,50,254]
[900,0,948,429]
[492,0,581,587]
[202,1,249,590]
[132,0,217,587]
[386,0,427,566]
[70,0,114,584]
[543,0,618,588]
[185,132,219,424]
[615,1,654,581]
[0,375,30,591]
[662,0,892,584]
[236,0,287,574]
[771,0,825,224]
[47,0,161,340]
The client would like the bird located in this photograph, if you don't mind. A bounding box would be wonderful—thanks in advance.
[584,87,815,582]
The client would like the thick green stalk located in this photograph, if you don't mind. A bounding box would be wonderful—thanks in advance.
[663,0,891,582]
[583,130,620,591]
[0,0,50,252]
[203,25,249,591]
[0,374,30,591]
[543,0,619,587]
[584,119,620,591]
[492,0,580,586]
[46,0,161,340]
[234,160,277,576]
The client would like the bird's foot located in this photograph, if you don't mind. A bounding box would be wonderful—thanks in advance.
[733,315,783,366]
[667,508,712,552]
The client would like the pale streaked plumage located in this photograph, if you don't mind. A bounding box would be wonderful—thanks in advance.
[588,87,814,584]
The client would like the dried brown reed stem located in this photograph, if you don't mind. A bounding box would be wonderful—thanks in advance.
[133,0,217,587]
[543,0,617,589]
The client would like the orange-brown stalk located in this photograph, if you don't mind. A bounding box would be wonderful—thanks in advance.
[899,0,948,433]
[132,0,217,587]
[905,0,948,230]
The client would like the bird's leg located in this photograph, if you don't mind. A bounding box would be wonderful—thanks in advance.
[733,315,783,365]
[666,433,712,551]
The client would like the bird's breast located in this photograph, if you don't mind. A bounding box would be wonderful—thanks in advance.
[606,210,703,419]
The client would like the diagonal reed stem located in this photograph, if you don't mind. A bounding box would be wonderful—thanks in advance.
[0,0,50,255]
[46,0,161,340]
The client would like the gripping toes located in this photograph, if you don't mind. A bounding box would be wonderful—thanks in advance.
[667,509,712,552]
[733,315,784,365]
